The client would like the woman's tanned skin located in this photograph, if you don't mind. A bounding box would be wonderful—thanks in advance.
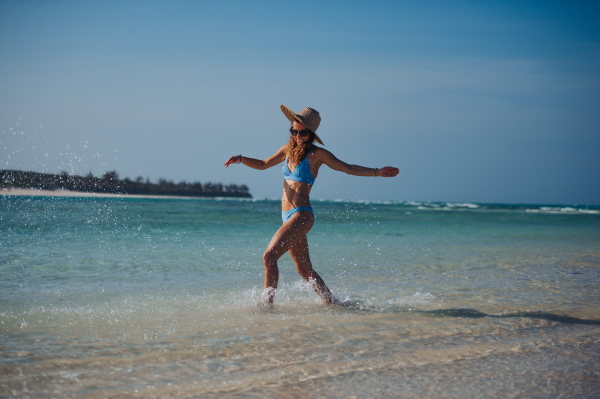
[225,119,398,305]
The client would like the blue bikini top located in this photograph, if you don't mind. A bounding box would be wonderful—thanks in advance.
[283,155,315,185]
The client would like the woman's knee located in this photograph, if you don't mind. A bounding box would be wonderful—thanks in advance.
[263,249,278,268]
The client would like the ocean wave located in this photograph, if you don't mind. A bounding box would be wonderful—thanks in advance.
[417,203,480,211]
[526,207,600,214]
[5,194,596,215]
[445,202,480,209]
[407,201,598,214]
[199,197,599,215]
[354,199,394,205]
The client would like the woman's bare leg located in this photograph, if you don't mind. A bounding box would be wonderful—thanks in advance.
[289,235,335,304]
[261,211,314,303]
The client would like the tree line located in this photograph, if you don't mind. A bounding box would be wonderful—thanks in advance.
[0,170,251,198]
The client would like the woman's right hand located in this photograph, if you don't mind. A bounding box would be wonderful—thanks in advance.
[224,155,242,168]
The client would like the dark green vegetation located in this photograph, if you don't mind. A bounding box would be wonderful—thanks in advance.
[0,170,251,198]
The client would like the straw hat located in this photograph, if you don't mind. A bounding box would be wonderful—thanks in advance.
[280,104,324,145]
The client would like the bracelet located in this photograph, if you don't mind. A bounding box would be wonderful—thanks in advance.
[237,155,242,164]
[374,168,378,177]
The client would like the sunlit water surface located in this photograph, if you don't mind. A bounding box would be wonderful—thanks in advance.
[1,196,599,397]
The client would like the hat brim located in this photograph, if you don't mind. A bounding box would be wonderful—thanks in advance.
[280,105,324,145]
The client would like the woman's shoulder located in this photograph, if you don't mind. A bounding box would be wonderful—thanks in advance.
[311,146,333,159]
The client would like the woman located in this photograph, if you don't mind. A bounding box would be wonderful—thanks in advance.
[225,105,399,305]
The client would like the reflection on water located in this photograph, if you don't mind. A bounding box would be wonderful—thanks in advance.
[2,302,599,398]
[420,308,600,325]
[2,288,599,398]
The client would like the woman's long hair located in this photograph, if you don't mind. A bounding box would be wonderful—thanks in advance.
[286,124,316,171]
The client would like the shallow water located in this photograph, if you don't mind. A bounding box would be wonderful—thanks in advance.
[1,197,599,397]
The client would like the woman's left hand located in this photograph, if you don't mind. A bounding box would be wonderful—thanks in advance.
[377,166,399,177]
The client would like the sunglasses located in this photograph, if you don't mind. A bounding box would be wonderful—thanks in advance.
[290,128,310,137]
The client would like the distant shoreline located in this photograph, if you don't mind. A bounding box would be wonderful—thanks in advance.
[1,169,252,198]
[0,188,239,200]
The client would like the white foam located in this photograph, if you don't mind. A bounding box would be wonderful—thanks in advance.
[578,209,600,214]
[354,199,394,205]
[446,202,480,209]
[529,206,599,215]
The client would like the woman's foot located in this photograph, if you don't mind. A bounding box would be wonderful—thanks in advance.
[258,287,276,304]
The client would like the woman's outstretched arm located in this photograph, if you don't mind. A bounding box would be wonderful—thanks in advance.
[225,145,287,170]
[319,149,399,177]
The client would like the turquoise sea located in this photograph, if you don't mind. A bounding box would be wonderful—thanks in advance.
[1,195,599,398]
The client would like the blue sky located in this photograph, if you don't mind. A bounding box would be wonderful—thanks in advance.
[1,1,599,204]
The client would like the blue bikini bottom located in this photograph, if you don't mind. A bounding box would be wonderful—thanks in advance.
[282,206,313,223]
